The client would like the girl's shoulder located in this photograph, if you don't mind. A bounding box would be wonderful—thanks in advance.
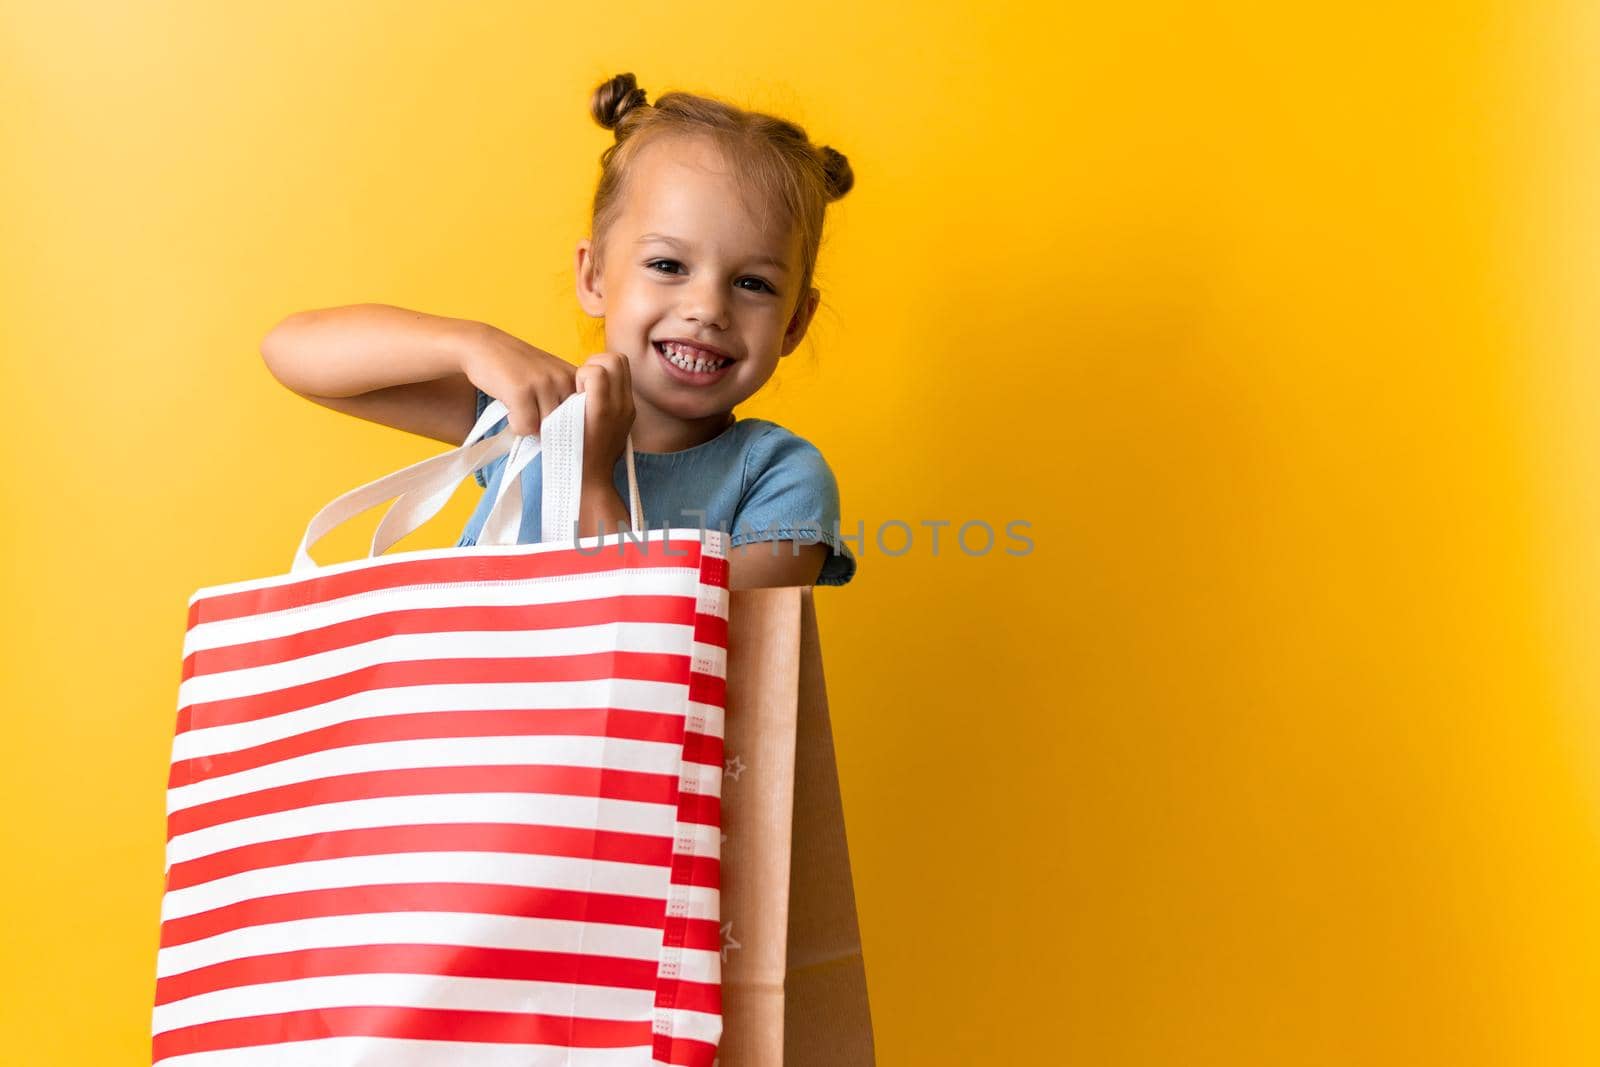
[725,417,840,489]
[724,417,857,586]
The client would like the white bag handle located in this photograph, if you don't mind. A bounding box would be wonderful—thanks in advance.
[291,391,644,574]
[365,393,535,559]
[469,392,645,547]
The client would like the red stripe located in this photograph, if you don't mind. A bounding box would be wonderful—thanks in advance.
[675,917,721,954]
[153,1004,653,1060]
[183,596,699,680]
[170,706,688,789]
[692,611,728,648]
[164,821,675,896]
[677,793,720,827]
[159,882,669,950]
[158,881,721,953]
[655,1032,721,1067]
[687,671,724,709]
[696,553,729,592]
[188,539,705,627]
[655,974,723,1015]
[166,765,680,840]
[156,940,662,1005]
[680,729,723,767]
[671,853,721,891]
[177,651,691,734]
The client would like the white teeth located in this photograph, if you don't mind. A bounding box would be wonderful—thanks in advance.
[658,342,727,373]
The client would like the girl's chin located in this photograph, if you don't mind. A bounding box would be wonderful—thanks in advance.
[658,402,734,423]
[635,390,736,423]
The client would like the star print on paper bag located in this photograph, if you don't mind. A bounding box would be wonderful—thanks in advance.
[720,920,742,964]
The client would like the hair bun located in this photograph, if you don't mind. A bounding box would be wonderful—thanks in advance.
[818,145,854,201]
[590,73,649,133]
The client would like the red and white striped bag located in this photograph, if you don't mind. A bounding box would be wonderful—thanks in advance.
[154,391,728,1066]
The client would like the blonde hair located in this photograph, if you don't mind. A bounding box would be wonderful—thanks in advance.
[586,72,853,321]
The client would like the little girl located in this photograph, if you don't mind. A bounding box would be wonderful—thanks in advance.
[261,72,857,589]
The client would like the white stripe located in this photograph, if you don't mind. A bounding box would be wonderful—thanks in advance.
[160,851,676,925]
[158,909,666,981]
[684,883,716,927]
[178,622,695,708]
[154,1036,669,1067]
[158,925,722,997]
[160,864,722,942]
[697,584,728,618]
[690,641,726,679]
[657,944,722,987]
[674,822,722,862]
[685,700,725,739]
[154,972,659,1037]
[679,884,720,923]
[164,792,678,869]
[183,568,703,653]
[657,1006,725,1051]
[157,870,720,953]
[167,734,685,814]
[185,530,715,606]
[679,760,723,801]
[173,680,687,762]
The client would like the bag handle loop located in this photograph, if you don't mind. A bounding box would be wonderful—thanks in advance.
[291,391,643,574]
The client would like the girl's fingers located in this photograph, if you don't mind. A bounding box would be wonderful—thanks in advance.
[614,354,630,401]
[574,354,632,417]
[609,362,625,406]
[575,367,612,418]
[507,386,540,436]
[591,353,623,406]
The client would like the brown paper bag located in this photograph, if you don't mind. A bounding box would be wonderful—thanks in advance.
[715,586,876,1065]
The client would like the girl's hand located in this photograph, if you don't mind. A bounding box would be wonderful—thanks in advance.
[458,323,579,436]
[574,352,636,486]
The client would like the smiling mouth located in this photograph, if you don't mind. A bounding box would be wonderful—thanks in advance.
[653,340,733,374]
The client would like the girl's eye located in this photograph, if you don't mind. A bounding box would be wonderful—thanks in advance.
[645,259,775,295]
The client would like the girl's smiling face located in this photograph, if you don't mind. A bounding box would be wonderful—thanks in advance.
[575,134,819,438]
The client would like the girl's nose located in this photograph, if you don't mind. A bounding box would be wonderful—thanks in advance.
[680,284,729,330]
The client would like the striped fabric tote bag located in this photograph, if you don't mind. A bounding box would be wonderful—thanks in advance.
[154,390,728,1066]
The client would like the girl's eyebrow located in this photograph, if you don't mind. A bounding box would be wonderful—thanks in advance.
[635,232,790,273]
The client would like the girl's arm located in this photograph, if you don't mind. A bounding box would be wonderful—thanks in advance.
[260,303,488,445]
[262,303,582,446]
[726,542,829,589]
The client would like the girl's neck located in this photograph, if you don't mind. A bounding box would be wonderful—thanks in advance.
[629,396,735,454]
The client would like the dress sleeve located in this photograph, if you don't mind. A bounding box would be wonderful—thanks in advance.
[471,386,510,490]
[729,427,857,586]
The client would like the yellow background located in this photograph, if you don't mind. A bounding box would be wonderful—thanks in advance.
[4,2,1599,1063]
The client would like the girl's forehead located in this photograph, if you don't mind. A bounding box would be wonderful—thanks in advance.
[635,132,737,184]
[616,169,799,267]
[629,146,761,217]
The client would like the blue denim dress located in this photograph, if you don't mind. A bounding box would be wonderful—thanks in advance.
[456,387,857,586]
